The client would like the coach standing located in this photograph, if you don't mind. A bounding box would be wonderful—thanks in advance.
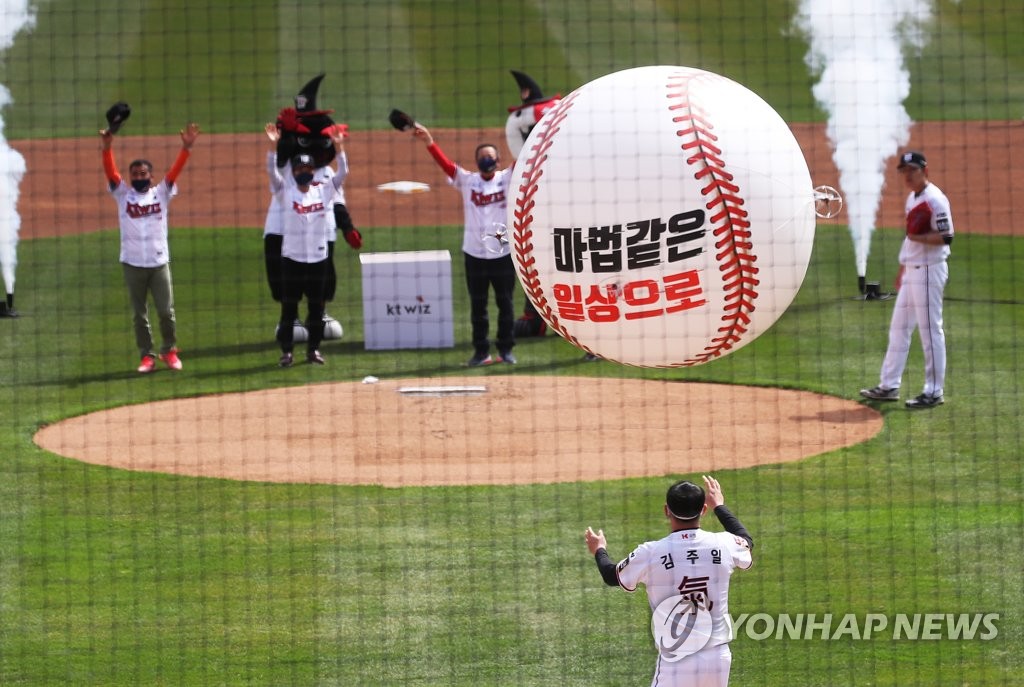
[860,151,954,409]
[584,476,753,687]
[412,124,517,367]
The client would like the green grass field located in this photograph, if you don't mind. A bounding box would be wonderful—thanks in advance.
[1,224,1021,685]
[1,0,1023,684]
[1,0,1022,137]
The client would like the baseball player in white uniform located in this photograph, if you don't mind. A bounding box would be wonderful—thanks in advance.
[265,124,349,367]
[101,122,200,373]
[861,151,954,409]
[412,123,518,366]
[585,476,753,687]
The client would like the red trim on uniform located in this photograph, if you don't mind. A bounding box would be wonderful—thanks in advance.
[165,148,191,186]
[102,149,121,185]
[427,142,457,179]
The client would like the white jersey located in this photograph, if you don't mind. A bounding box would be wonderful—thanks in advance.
[450,166,513,260]
[110,179,178,268]
[617,528,752,654]
[899,182,953,266]
[264,163,340,241]
[267,151,347,263]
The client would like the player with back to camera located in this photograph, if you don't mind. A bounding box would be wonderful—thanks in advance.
[265,123,350,367]
[100,119,200,374]
[411,123,518,367]
[860,151,954,409]
[584,476,753,687]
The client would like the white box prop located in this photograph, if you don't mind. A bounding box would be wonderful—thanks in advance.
[360,250,455,350]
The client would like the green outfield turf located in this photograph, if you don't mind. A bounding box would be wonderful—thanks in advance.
[1,0,1022,138]
[0,223,1020,685]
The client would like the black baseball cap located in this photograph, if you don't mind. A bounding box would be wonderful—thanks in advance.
[897,151,927,169]
[291,153,314,168]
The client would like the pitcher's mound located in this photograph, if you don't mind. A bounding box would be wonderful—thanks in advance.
[34,376,882,487]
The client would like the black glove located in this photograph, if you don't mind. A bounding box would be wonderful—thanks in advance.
[105,102,131,134]
[388,109,416,132]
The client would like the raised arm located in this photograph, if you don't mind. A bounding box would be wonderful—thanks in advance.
[100,129,121,190]
[414,124,457,179]
[584,526,620,587]
[705,475,753,549]
[329,125,349,190]
[165,122,200,186]
[264,123,286,192]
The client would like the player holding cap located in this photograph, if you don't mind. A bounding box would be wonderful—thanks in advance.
[411,122,518,366]
[860,150,954,409]
[585,476,753,687]
[100,117,199,373]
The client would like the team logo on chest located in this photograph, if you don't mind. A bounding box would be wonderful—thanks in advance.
[126,201,162,219]
[293,200,325,215]
[470,189,505,207]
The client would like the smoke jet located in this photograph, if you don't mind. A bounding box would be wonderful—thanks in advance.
[0,0,37,317]
[795,1,933,284]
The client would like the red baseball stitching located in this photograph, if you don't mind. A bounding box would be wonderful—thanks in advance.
[512,73,759,366]
[512,92,594,353]
[667,72,758,367]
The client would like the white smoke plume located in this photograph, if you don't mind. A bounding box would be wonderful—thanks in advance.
[795,1,933,277]
[0,0,37,301]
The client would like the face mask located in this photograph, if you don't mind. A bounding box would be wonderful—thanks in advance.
[295,172,314,186]
[131,179,151,192]
[477,157,497,174]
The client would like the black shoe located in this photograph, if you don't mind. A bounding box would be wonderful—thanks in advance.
[467,352,493,367]
[906,393,943,409]
[859,386,899,401]
[583,353,600,362]
[498,351,517,365]
[307,350,325,365]
[278,352,294,368]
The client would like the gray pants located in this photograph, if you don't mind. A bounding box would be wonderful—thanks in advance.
[122,263,176,357]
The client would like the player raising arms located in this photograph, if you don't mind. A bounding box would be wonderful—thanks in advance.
[265,123,350,367]
[412,123,518,366]
[584,476,753,687]
[101,120,200,374]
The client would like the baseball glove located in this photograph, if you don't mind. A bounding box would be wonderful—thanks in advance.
[388,109,416,132]
[105,102,131,134]
[906,204,933,235]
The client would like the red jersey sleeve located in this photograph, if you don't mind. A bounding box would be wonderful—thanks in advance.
[427,142,457,179]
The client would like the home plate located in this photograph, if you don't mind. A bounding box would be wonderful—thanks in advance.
[398,385,487,397]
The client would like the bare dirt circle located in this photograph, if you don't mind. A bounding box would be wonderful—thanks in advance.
[34,376,882,487]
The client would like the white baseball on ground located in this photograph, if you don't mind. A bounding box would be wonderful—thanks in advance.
[510,65,816,368]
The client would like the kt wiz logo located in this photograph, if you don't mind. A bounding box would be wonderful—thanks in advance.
[385,295,433,317]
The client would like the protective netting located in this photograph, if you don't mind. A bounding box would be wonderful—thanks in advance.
[1,1,1020,684]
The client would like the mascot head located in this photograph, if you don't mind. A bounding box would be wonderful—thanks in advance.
[275,74,343,169]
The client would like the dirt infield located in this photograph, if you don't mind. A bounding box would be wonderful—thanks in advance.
[34,377,882,487]
[12,121,1023,239]
[20,121,1016,486]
